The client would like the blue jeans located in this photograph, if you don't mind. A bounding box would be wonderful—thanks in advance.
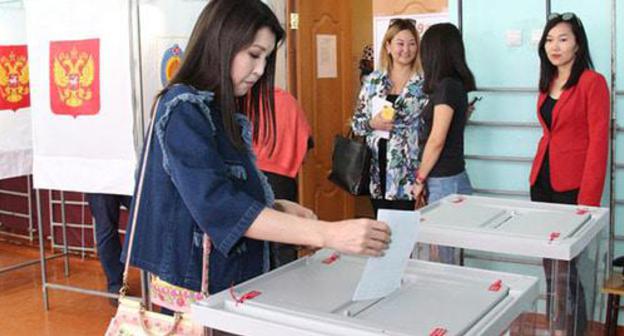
[426,170,473,264]
[86,193,132,292]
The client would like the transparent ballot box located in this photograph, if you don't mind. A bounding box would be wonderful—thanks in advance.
[192,249,538,336]
[418,195,609,335]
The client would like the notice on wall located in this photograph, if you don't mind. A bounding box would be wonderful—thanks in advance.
[316,34,337,79]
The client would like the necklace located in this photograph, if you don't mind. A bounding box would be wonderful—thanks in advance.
[389,71,411,95]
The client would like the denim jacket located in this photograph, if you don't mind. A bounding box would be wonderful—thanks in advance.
[123,85,274,293]
[351,70,427,200]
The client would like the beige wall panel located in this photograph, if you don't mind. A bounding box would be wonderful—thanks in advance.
[351,0,373,103]
[350,0,375,218]
[263,0,288,89]
[372,0,447,16]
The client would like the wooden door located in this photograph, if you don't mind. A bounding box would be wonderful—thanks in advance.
[294,0,353,221]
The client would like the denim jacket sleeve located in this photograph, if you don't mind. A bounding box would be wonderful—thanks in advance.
[156,98,266,256]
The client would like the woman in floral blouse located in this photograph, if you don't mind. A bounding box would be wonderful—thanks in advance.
[351,18,427,215]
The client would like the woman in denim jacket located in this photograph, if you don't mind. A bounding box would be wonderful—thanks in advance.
[351,19,427,215]
[124,0,390,297]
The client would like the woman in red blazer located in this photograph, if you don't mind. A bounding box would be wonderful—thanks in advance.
[530,13,609,335]
[530,15,609,207]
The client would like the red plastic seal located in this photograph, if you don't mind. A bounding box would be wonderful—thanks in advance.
[429,327,447,336]
[488,279,503,292]
[322,252,340,265]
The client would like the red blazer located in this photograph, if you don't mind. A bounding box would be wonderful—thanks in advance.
[529,70,609,206]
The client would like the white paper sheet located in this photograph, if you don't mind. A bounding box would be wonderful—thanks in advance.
[371,96,392,139]
[316,34,337,79]
[353,209,420,301]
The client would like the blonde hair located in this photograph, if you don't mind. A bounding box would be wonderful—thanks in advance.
[379,19,422,74]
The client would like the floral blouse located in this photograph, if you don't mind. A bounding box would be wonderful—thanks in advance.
[351,70,427,200]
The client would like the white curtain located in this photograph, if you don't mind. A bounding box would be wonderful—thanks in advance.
[0,4,32,179]
[24,0,136,195]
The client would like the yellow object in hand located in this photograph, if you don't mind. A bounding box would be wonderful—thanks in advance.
[381,105,395,120]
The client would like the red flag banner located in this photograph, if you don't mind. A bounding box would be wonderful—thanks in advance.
[0,45,30,112]
[49,38,100,117]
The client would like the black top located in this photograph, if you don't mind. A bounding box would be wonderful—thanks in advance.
[419,77,468,177]
[540,96,557,130]
[378,94,399,146]
[377,94,399,196]
[534,95,558,189]
[386,94,399,105]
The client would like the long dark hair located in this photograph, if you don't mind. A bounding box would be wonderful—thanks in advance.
[420,23,475,94]
[156,0,285,151]
[538,13,593,93]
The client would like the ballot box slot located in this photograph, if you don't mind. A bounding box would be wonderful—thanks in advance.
[493,209,593,240]
[478,210,511,229]
[420,200,509,230]
[331,297,385,317]
[486,210,514,229]
[564,214,592,238]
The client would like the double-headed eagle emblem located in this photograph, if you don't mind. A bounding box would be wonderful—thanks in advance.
[53,47,94,107]
[0,52,29,104]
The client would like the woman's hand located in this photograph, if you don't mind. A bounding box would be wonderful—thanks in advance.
[274,199,317,219]
[412,183,425,209]
[467,103,476,120]
[320,219,391,256]
[369,112,394,132]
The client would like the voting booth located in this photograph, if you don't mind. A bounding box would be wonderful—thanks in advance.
[417,195,609,335]
[192,249,538,335]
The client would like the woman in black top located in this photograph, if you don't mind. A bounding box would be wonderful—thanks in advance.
[412,23,476,264]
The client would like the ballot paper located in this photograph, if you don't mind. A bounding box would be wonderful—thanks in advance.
[352,209,420,301]
[371,96,392,139]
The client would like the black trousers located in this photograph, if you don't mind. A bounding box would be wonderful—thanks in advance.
[263,171,299,270]
[86,193,132,293]
[369,138,415,217]
[531,155,586,335]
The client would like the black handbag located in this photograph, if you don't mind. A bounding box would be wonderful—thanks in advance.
[328,132,371,196]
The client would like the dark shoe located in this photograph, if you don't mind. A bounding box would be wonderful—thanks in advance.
[108,285,121,307]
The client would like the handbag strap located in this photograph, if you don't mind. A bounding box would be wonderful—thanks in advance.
[139,305,182,336]
[121,96,211,298]
[201,235,210,296]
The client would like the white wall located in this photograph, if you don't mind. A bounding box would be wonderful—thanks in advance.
[137,0,288,130]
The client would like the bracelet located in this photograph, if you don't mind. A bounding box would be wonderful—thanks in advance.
[415,171,426,185]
